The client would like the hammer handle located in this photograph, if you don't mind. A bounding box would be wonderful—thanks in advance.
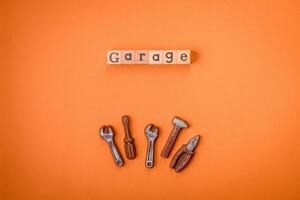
[161,126,181,158]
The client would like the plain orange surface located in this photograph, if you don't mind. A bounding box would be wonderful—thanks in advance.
[1,0,300,200]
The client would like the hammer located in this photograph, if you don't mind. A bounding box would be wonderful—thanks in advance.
[161,116,189,158]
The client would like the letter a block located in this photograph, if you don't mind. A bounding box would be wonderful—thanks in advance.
[121,50,135,64]
[149,50,163,64]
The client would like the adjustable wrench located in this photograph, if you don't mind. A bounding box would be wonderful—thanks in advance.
[99,125,124,167]
[145,124,159,168]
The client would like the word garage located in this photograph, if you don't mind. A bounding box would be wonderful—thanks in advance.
[107,50,191,65]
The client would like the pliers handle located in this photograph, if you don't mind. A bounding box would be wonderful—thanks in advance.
[170,145,194,172]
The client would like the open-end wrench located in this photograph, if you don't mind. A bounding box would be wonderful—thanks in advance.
[99,125,124,167]
[145,124,159,168]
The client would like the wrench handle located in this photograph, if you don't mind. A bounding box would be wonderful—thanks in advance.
[146,139,155,168]
[108,140,124,167]
[161,126,181,158]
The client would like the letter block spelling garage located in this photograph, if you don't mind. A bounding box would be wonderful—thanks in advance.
[107,50,191,64]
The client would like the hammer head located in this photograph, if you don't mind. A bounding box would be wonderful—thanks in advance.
[172,116,189,128]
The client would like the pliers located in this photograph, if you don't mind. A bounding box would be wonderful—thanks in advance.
[170,135,200,172]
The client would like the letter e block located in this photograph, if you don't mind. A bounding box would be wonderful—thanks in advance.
[176,50,191,64]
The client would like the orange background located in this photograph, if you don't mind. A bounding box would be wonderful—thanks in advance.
[1,0,299,200]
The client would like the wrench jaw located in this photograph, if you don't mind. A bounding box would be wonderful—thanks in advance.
[99,126,114,142]
[145,124,158,139]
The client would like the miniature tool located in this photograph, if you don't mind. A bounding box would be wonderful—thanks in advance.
[145,124,159,168]
[99,125,124,167]
[170,135,200,172]
[122,115,136,159]
[161,116,189,158]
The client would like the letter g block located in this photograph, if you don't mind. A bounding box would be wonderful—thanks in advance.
[107,50,121,64]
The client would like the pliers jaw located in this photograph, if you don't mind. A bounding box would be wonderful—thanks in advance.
[186,135,200,151]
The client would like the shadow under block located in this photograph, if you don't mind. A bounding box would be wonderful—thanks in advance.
[107,50,191,64]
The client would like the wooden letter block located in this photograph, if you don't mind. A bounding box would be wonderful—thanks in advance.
[162,50,177,64]
[149,50,162,64]
[121,50,135,64]
[107,50,121,64]
[176,50,191,64]
[135,50,149,64]
[107,50,191,64]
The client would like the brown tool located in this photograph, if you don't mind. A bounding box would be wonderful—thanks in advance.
[170,135,200,172]
[161,116,189,158]
[122,115,136,159]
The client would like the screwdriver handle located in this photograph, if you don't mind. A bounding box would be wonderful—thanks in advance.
[122,116,136,159]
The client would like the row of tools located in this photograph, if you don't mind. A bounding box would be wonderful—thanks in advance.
[99,116,200,172]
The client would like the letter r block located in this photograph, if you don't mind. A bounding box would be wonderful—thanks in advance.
[135,50,149,64]
[107,50,121,64]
